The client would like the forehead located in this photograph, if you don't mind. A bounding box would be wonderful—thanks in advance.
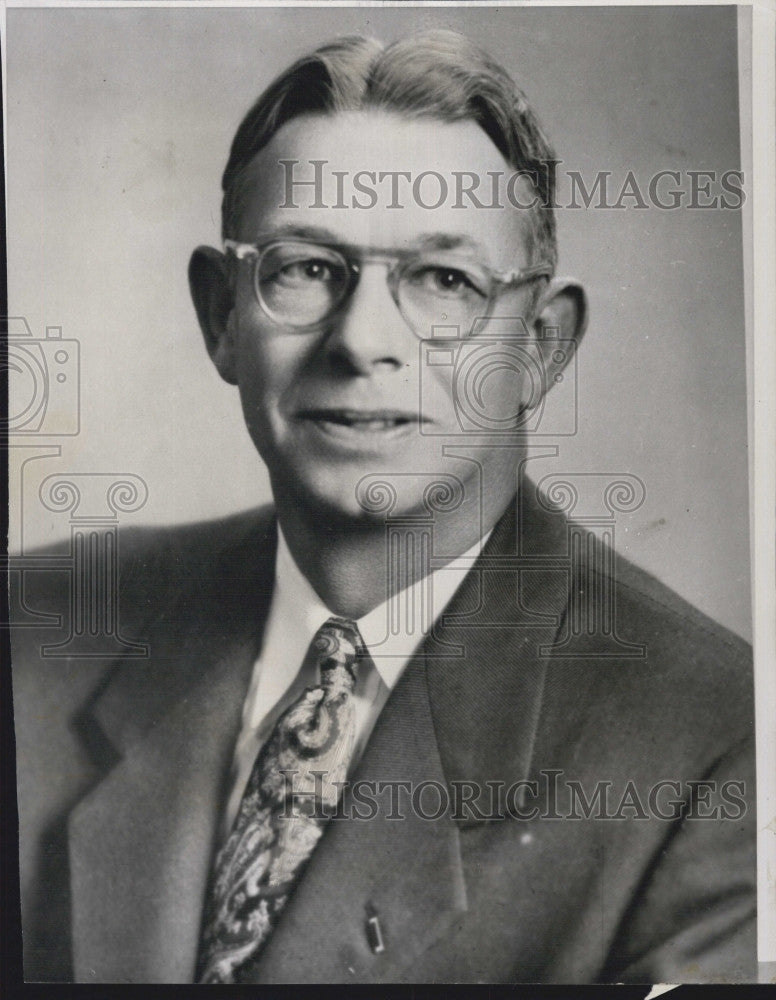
[233,110,532,263]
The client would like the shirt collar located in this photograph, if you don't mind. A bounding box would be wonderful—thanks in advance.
[272,522,492,690]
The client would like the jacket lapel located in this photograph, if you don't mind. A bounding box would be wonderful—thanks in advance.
[426,477,572,821]
[68,515,276,983]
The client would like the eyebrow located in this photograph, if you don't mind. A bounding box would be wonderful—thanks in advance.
[412,232,486,254]
[252,223,341,244]
[251,224,488,256]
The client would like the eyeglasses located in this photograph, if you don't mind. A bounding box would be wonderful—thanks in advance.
[224,237,552,340]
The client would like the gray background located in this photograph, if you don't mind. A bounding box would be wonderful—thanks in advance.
[7,5,751,640]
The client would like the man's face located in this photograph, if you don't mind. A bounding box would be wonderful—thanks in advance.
[216,110,544,522]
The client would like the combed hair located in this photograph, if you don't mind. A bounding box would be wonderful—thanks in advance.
[222,30,558,272]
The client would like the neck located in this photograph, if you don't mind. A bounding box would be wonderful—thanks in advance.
[274,486,514,619]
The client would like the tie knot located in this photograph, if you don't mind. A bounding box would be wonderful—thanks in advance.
[313,616,364,690]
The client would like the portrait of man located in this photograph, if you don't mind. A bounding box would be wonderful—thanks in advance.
[7,4,759,986]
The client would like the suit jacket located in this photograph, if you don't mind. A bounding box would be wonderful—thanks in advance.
[11,482,756,983]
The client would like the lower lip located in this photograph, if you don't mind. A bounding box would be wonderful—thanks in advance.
[300,416,420,447]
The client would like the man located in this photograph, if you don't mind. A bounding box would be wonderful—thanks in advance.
[12,30,755,983]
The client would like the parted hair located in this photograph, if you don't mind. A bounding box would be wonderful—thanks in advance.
[222,30,558,271]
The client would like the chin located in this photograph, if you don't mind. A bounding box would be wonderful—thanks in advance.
[269,463,366,521]
[276,464,430,526]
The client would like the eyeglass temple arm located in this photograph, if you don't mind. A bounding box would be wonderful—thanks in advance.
[498,262,554,286]
[224,239,260,260]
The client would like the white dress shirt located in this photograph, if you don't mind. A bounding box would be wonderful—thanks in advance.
[222,523,492,836]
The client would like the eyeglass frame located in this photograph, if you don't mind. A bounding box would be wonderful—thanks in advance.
[224,236,553,339]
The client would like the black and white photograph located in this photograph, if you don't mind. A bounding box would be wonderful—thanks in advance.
[4,1,774,987]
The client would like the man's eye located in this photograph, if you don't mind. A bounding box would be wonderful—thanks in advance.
[414,266,486,298]
[277,259,334,284]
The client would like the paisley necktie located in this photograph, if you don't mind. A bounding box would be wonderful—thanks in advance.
[196,616,367,984]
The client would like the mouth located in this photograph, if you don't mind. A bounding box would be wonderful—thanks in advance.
[297,409,424,437]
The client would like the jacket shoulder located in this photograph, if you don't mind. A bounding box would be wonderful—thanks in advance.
[604,543,751,669]
[567,536,753,754]
[14,505,275,623]
[10,505,276,712]
[118,505,276,577]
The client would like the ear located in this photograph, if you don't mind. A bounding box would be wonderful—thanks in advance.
[189,245,238,385]
[530,276,588,404]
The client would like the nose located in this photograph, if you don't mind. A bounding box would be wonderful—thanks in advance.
[323,263,414,375]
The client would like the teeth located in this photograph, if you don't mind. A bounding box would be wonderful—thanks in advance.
[319,417,407,430]
[339,419,400,429]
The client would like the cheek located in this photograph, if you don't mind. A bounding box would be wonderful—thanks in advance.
[479,365,528,413]
[233,320,307,410]
[418,357,458,422]
[235,343,273,408]
[420,345,532,430]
